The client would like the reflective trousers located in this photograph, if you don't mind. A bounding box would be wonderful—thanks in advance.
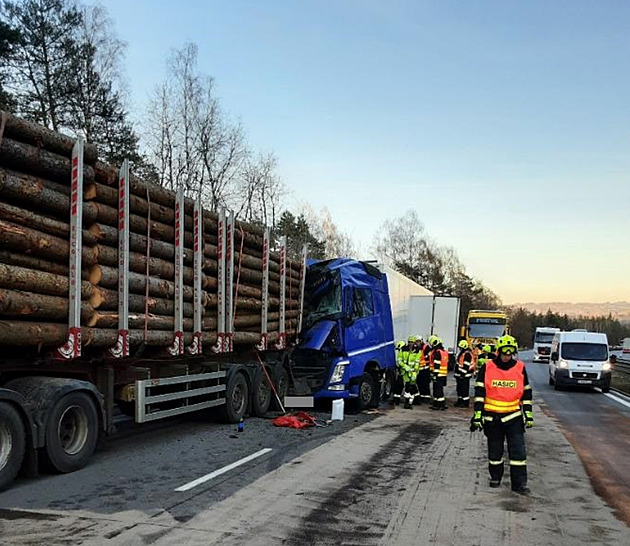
[416,368,432,403]
[484,416,527,489]
[455,375,471,405]
[431,376,446,409]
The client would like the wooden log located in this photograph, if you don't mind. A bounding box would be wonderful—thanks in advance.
[0,220,97,266]
[0,111,98,164]
[88,265,210,300]
[0,137,95,183]
[205,294,280,312]
[0,263,92,299]
[0,320,67,346]
[0,289,93,322]
[0,200,98,246]
[94,245,196,284]
[0,250,90,280]
[89,223,194,265]
[85,182,195,231]
[88,312,223,332]
[90,286,198,316]
[83,328,194,348]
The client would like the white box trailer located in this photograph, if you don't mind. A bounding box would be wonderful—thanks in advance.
[410,295,461,354]
[378,265,460,352]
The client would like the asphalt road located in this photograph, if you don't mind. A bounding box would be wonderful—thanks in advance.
[524,349,630,524]
[0,405,375,529]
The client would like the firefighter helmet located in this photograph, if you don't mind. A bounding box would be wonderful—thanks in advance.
[497,335,518,355]
[482,344,492,354]
[408,335,418,343]
[429,335,442,347]
[395,341,405,350]
[458,340,469,349]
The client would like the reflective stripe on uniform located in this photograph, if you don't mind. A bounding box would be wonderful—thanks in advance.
[475,382,484,388]
[500,411,522,423]
[483,416,494,422]
[484,397,520,413]
[489,459,504,465]
[475,396,485,402]
[524,385,532,390]
[509,459,527,466]
[435,397,445,402]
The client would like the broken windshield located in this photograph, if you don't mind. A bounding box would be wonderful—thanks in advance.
[303,269,342,330]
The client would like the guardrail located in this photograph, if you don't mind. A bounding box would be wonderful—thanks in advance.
[612,356,630,395]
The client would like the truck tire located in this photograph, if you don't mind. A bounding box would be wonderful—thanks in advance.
[251,370,272,417]
[222,372,249,424]
[271,368,289,411]
[380,370,394,403]
[43,392,99,474]
[553,374,563,391]
[357,373,376,411]
[0,402,25,492]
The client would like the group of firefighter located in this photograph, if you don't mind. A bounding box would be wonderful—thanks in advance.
[393,334,533,495]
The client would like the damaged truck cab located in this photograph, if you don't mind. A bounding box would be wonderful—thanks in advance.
[287,259,396,410]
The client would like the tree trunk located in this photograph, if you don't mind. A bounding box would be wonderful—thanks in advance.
[0,200,98,246]
[0,110,98,164]
[90,286,198,316]
[0,219,97,266]
[0,289,94,322]
[0,137,95,184]
[0,250,91,280]
[88,265,209,300]
[88,223,194,265]
[0,263,92,299]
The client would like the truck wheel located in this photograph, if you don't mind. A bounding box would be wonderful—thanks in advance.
[0,402,25,492]
[357,373,376,411]
[271,368,289,411]
[222,372,249,423]
[380,370,394,403]
[251,370,272,417]
[602,382,611,394]
[43,392,98,474]
[553,374,562,391]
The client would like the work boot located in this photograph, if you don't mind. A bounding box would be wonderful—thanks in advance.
[404,399,412,409]
[512,486,530,495]
[489,480,501,488]
[392,396,400,406]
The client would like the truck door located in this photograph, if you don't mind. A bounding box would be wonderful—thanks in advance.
[343,287,381,355]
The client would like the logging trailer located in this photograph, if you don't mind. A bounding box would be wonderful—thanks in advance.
[0,113,397,491]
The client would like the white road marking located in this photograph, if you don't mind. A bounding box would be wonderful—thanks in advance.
[175,448,273,492]
[596,390,630,410]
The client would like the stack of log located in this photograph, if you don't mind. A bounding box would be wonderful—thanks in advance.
[0,111,303,354]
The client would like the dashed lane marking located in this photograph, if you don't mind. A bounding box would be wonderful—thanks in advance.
[175,448,273,492]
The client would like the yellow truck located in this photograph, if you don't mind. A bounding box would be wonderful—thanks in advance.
[461,309,509,352]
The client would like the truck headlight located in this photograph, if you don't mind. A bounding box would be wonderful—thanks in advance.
[602,362,611,371]
[330,362,348,383]
[559,360,569,369]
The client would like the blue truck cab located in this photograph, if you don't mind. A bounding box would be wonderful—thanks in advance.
[287,259,396,410]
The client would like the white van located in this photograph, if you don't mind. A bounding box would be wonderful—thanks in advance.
[622,338,630,354]
[533,326,560,362]
[549,331,614,393]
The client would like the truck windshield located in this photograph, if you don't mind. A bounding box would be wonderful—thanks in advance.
[468,324,505,338]
[561,343,608,361]
[303,271,342,330]
[535,332,556,344]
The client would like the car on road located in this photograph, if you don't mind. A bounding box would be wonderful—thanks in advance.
[549,331,614,393]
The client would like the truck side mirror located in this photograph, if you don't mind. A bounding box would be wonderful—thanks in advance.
[610,354,617,364]
[551,351,558,362]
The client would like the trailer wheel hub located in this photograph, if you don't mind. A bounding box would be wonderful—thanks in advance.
[58,405,89,456]
[0,420,12,471]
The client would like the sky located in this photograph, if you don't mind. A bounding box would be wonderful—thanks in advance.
[101,0,630,304]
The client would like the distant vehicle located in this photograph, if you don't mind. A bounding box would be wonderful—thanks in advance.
[533,327,560,362]
[549,331,614,393]
[623,338,630,354]
[461,310,509,353]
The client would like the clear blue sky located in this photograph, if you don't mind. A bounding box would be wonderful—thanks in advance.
[102,0,630,304]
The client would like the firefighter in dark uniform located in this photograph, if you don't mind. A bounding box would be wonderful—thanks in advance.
[415,336,432,404]
[454,340,474,407]
[470,335,533,494]
[429,335,449,410]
